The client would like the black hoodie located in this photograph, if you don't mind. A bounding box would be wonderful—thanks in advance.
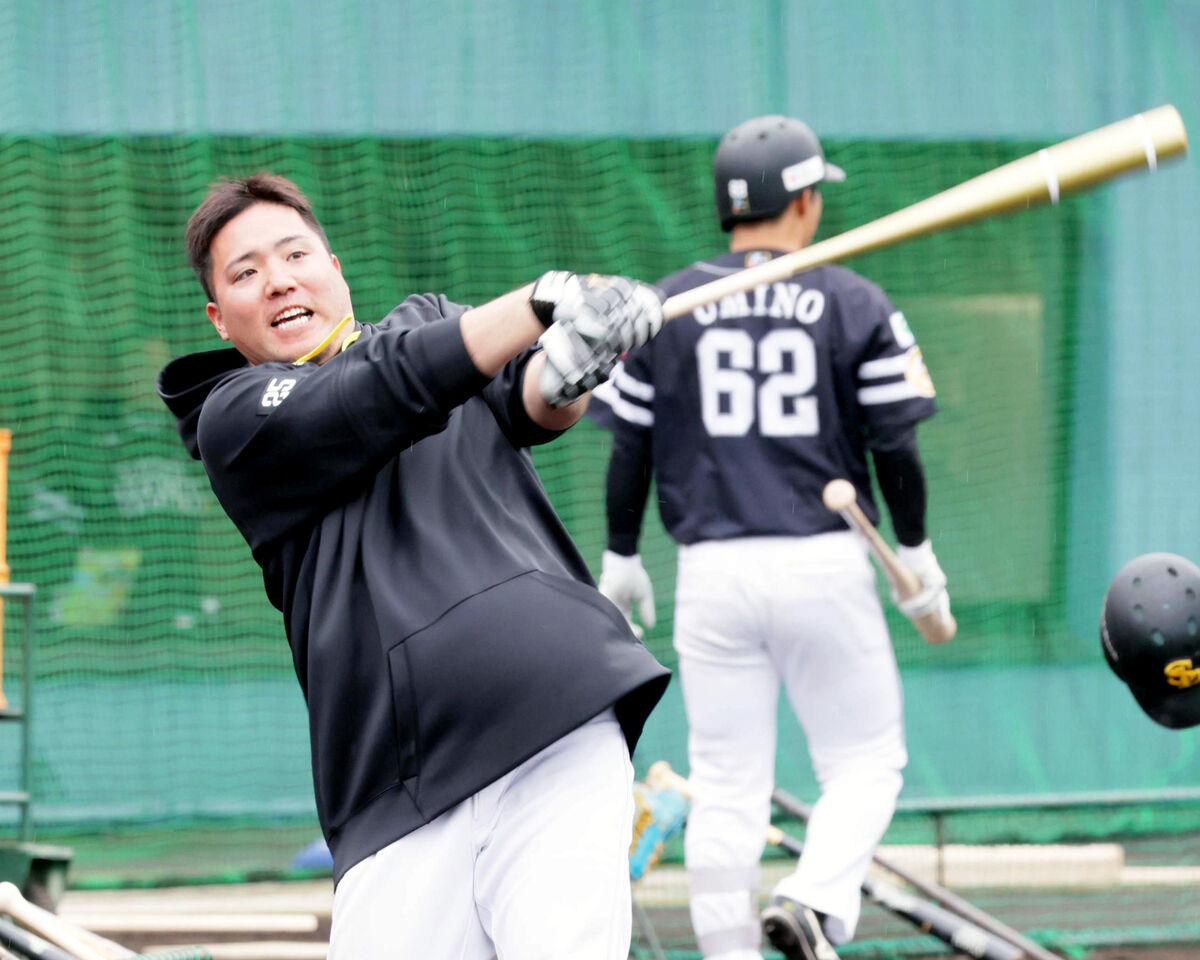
[158,293,669,883]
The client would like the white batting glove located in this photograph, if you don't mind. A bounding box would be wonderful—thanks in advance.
[533,272,664,408]
[598,550,657,638]
[894,540,952,623]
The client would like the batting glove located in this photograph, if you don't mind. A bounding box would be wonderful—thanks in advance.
[533,272,664,408]
[599,550,657,638]
[894,539,952,623]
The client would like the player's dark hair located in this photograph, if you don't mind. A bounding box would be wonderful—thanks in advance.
[186,173,332,301]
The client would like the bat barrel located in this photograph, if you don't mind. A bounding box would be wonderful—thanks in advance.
[1042,104,1186,193]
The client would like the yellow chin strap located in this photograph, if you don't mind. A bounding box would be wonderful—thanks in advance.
[292,313,358,365]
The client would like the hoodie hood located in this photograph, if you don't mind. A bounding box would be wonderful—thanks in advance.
[157,348,249,459]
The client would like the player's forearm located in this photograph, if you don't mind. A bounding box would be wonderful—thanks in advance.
[521,351,590,429]
[871,430,928,547]
[606,430,653,555]
[459,284,545,376]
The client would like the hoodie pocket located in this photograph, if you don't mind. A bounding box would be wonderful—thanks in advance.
[387,641,420,781]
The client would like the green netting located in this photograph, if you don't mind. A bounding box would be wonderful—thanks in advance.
[0,130,1194,893]
[0,11,1193,960]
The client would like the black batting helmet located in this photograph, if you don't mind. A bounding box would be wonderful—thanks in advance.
[714,115,846,231]
[1101,552,1200,729]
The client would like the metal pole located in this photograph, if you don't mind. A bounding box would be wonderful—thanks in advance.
[0,429,10,710]
[631,899,668,960]
[20,589,33,841]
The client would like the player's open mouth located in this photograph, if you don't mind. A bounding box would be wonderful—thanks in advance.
[272,307,313,329]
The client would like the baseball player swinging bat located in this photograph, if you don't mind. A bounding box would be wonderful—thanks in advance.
[659,105,1186,323]
[822,479,956,644]
[646,763,1025,960]
[771,787,1061,960]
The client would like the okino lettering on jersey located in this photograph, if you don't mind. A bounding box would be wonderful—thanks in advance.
[694,282,826,326]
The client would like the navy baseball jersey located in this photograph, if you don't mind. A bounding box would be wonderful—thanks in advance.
[605,250,937,544]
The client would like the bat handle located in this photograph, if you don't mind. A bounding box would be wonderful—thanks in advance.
[646,760,692,798]
[823,479,957,645]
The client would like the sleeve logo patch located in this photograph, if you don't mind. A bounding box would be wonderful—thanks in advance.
[889,311,916,349]
[261,377,297,408]
[905,348,936,398]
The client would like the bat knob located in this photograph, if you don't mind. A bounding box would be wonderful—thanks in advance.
[822,479,857,512]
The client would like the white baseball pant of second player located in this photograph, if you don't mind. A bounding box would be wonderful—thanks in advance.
[673,531,906,960]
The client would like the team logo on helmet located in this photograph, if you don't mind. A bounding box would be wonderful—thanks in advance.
[728,179,749,215]
[1165,659,1200,689]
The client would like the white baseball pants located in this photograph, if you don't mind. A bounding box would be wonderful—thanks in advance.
[674,533,907,959]
[328,708,634,960]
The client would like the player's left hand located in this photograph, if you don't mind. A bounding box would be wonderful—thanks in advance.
[534,272,663,408]
[894,539,952,628]
[598,550,657,638]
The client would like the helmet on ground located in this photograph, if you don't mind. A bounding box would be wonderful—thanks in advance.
[1101,552,1200,729]
[713,115,846,231]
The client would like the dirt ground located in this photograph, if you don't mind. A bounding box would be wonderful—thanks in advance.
[51,882,1200,960]
[1089,952,1200,960]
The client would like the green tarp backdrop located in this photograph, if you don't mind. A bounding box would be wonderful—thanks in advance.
[0,1,1196,843]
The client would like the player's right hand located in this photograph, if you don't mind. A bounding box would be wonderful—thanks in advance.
[894,539,952,628]
[532,272,663,408]
[599,550,657,639]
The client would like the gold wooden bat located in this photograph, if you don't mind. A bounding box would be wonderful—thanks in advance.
[662,105,1186,321]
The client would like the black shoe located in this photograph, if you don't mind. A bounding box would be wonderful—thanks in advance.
[761,896,839,960]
